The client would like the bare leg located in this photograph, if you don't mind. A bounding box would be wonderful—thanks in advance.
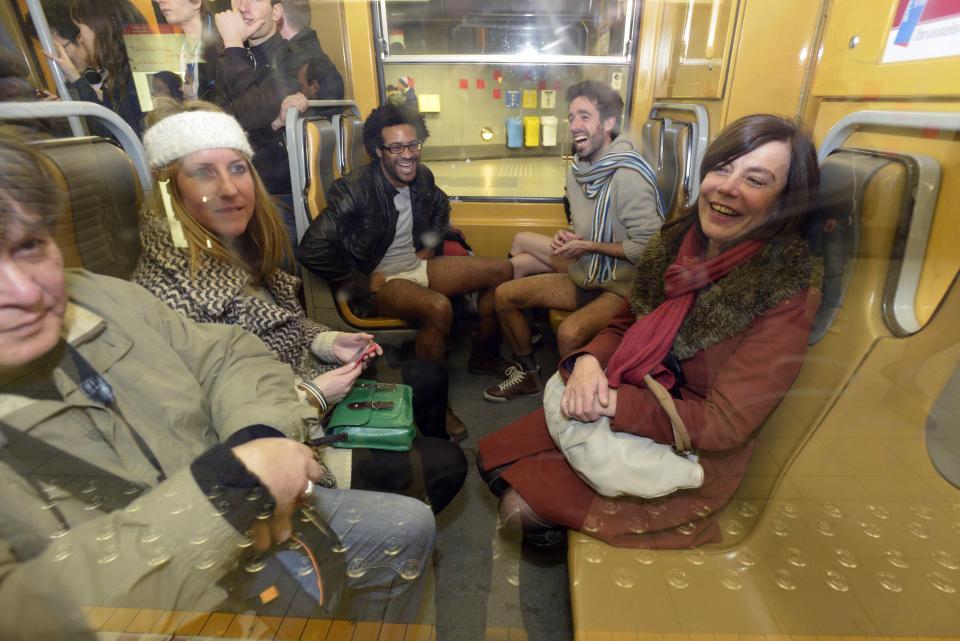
[555,292,627,356]
[375,279,452,362]
[509,232,570,278]
[494,273,578,357]
[426,255,513,340]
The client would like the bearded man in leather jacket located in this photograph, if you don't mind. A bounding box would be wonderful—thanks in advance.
[296,104,513,370]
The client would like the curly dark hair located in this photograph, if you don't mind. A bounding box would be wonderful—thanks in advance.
[361,103,429,159]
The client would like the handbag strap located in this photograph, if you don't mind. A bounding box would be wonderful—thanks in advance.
[642,374,693,453]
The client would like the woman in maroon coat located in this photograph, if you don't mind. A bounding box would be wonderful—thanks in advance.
[478,114,822,548]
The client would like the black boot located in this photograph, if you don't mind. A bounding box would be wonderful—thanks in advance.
[476,453,510,497]
[467,332,513,378]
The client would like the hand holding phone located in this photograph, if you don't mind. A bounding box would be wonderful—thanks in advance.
[351,340,378,363]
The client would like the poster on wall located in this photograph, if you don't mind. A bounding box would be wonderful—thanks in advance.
[881,0,960,63]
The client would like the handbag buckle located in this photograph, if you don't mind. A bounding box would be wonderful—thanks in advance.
[347,401,395,410]
[355,383,397,391]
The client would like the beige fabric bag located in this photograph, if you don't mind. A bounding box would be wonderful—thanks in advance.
[543,372,703,498]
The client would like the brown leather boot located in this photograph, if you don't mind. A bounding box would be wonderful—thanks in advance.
[467,333,513,378]
[445,407,468,442]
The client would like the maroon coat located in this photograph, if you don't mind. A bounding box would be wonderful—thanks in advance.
[479,232,819,548]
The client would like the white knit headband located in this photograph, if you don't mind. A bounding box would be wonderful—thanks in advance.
[143,110,254,169]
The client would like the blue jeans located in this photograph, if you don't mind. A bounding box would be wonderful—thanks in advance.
[296,488,435,622]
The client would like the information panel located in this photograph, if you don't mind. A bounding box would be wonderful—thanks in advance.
[882,0,960,63]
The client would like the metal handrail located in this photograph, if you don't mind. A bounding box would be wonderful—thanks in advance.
[818,110,959,334]
[24,0,86,137]
[818,110,960,162]
[884,152,940,336]
[648,102,709,205]
[0,101,150,188]
[380,54,632,66]
[284,100,362,242]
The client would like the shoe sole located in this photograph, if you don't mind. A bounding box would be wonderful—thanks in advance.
[482,390,541,402]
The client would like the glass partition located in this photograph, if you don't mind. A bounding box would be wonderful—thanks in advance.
[382,61,629,199]
[376,0,640,200]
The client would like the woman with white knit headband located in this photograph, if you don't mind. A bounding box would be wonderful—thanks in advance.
[134,98,466,513]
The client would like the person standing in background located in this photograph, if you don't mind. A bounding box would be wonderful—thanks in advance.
[276,0,344,115]
[154,0,221,100]
[44,0,147,135]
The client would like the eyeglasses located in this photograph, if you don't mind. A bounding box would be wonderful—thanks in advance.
[379,141,423,154]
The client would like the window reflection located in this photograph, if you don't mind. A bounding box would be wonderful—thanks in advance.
[381,0,634,58]
[382,63,629,199]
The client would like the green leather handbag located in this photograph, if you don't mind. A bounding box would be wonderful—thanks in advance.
[327,380,415,451]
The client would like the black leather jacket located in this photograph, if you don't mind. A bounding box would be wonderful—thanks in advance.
[296,161,449,316]
[215,34,294,194]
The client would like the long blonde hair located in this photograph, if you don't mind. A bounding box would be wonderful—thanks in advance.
[144,98,292,281]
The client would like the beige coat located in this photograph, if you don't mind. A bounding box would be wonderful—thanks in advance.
[0,271,316,639]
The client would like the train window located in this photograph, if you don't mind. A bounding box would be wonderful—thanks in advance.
[375,0,639,200]
[376,0,634,58]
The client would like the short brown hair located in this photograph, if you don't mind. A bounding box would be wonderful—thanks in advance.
[0,136,62,241]
[566,81,625,133]
[281,0,311,31]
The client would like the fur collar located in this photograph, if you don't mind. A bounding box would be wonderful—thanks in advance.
[630,232,818,360]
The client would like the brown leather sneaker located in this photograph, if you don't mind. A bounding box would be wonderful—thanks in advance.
[483,366,542,402]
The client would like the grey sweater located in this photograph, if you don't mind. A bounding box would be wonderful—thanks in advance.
[565,133,662,298]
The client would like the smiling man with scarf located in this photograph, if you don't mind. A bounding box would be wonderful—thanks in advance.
[482,81,664,403]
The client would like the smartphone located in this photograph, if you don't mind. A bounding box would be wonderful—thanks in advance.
[351,341,378,363]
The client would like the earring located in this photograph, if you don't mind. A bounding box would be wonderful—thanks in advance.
[158,179,188,248]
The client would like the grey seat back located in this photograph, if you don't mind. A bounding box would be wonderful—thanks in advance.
[658,121,683,216]
[32,137,142,279]
[807,150,911,344]
[639,118,663,168]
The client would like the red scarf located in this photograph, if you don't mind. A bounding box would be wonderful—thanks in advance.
[605,227,764,389]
